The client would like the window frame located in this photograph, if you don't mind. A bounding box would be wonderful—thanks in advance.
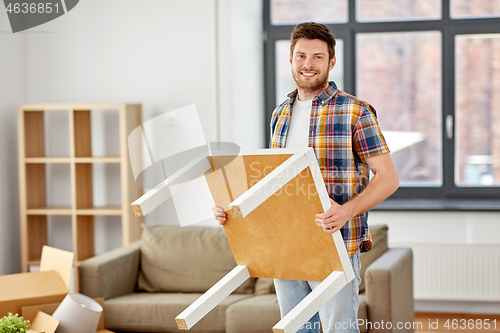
[263,0,500,209]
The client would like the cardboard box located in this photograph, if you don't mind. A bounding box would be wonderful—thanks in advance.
[39,245,74,290]
[27,311,60,333]
[0,246,73,318]
[22,298,114,333]
[0,271,68,317]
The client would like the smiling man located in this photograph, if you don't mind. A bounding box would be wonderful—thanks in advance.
[214,22,399,332]
[289,37,334,101]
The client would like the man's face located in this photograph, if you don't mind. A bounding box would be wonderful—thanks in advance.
[290,38,336,95]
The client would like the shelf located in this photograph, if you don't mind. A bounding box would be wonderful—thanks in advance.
[73,108,121,158]
[26,215,47,261]
[25,157,71,163]
[24,157,122,163]
[76,207,123,215]
[18,103,144,279]
[75,215,94,262]
[26,207,73,215]
[74,157,121,163]
[27,260,41,267]
[20,103,130,111]
[25,207,122,215]
[23,111,45,158]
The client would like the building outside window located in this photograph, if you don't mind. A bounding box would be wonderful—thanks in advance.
[264,0,500,208]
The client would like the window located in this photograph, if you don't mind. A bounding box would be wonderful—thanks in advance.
[357,0,441,21]
[455,34,500,186]
[264,0,500,207]
[357,31,442,186]
[271,0,348,25]
[451,0,500,19]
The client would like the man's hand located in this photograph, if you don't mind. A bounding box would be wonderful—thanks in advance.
[315,198,351,234]
[213,206,227,225]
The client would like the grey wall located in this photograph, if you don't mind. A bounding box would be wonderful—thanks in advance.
[0,9,25,274]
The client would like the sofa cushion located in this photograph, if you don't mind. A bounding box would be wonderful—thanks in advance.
[105,292,252,333]
[358,294,368,333]
[225,294,281,333]
[254,277,276,295]
[359,224,388,293]
[225,293,369,333]
[137,224,256,294]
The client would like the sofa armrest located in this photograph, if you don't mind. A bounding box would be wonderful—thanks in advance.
[79,241,141,299]
[365,248,414,332]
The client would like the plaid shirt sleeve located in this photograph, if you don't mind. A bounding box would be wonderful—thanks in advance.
[269,108,278,148]
[352,104,390,159]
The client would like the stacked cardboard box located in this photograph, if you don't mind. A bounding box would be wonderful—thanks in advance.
[0,246,113,333]
[22,298,113,333]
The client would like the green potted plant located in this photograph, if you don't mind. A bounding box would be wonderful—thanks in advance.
[0,313,30,333]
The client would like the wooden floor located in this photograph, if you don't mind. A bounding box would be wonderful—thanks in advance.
[415,312,500,332]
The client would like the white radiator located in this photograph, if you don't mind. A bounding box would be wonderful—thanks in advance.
[412,245,500,301]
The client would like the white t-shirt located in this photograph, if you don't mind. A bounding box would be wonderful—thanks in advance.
[285,98,312,148]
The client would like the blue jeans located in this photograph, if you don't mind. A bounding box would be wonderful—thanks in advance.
[274,252,361,333]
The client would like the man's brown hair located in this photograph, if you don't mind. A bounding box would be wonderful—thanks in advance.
[290,22,336,60]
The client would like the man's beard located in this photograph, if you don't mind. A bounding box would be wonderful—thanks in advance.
[292,67,329,95]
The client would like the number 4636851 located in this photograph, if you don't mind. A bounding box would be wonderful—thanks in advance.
[6,2,60,14]
[444,318,496,330]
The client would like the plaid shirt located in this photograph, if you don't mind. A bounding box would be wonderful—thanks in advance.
[269,81,390,256]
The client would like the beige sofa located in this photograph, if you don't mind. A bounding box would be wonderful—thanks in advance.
[80,224,413,333]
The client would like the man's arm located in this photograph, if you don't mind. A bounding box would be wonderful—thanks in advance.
[315,153,399,234]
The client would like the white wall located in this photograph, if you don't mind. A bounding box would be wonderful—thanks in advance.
[0,9,25,274]
[370,211,500,246]
[25,0,218,137]
[370,211,500,313]
[22,0,219,253]
[146,0,265,226]
[216,0,265,149]
[0,0,265,274]
[229,0,265,149]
